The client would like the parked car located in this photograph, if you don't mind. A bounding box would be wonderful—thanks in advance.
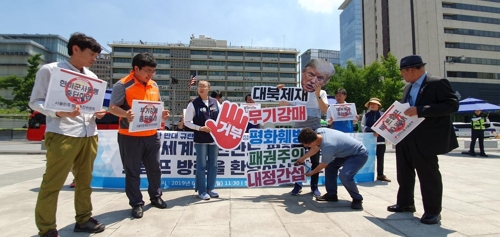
[484,122,500,137]
[452,122,496,138]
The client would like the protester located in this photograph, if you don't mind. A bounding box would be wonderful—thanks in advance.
[244,93,260,133]
[278,58,334,197]
[296,128,368,210]
[327,88,357,132]
[361,98,390,182]
[184,80,221,200]
[210,90,223,105]
[30,32,106,237]
[387,55,458,225]
[109,52,170,218]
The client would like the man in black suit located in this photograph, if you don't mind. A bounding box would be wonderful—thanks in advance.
[387,55,459,225]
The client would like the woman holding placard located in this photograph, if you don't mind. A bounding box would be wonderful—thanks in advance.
[361,98,391,182]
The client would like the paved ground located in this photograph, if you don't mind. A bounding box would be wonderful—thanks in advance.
[1,139,500,237]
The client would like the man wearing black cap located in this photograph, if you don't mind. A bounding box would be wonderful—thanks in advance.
[386,55,458,225]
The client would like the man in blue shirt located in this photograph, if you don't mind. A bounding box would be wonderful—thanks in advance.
[295,127,368,210]
[327,88,357,132]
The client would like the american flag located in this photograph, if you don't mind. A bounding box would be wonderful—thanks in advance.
[187,71,197,90]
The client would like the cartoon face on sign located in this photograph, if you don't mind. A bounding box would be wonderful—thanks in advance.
[140,104,158,124]
[382,113,406,134]
[65,77,94,104]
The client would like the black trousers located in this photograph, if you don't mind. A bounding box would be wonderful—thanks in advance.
[376,144,386,177]
[118,134,162,207]
[293,144,320,188]
[469,129,485,154]
[395,141,442,215]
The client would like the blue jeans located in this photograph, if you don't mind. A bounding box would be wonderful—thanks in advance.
[324,152,368,200]
[194,143,219,193]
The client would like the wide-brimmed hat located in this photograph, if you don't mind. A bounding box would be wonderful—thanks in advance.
[400,55,427,70]
[365,97,382,108]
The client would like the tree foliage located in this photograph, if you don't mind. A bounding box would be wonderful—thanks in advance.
[325,52,405,114]
[0,54,41,112]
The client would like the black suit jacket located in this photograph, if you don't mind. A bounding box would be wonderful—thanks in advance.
[398,74,459,156]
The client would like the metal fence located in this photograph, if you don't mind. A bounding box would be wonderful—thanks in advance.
[0,114,29,129]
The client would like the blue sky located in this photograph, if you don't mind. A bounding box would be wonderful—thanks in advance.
[1,0,343,53]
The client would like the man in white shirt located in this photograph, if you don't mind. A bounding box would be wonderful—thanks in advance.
[30,33,106,237]
[278,58,335,197]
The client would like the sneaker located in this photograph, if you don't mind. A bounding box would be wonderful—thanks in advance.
[131,205,143,218]
[73,217,105,233]
[376,175,391,182]
[151,197,167,209]
[290,183,302,196]
[316,194,338,202]
[311,188,321,197]
[351,199,363,210]
[69,181,75,188]
[198,192,210,200]
[41,229,59,237]
[208,190,219,198]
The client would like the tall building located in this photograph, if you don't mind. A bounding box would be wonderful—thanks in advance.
[0,34,69,103]
[362,0,500,104]
[339,0,364,67]
[0,34,69,77]
[298,49,340,83]
[109,34,299,123]
[89,53,111,87]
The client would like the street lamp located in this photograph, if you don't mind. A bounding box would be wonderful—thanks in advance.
[444,55,465,78]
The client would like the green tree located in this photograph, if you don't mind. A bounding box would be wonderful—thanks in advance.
[0,54,41,112]
[0,75,23,107]
[324,52,404,113]
[379,53,405,110]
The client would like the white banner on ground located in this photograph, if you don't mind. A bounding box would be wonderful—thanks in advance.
[45,68,107,113]
[129,100,163,132]
[330,103,357,121]
[371,101,425,145]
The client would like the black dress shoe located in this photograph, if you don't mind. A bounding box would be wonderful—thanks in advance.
[151,197,167,209]
[479,153,489,157]
[316,194,338,202]
[387,204,416,212]
[420,213,441,224]
[132,205,143,218]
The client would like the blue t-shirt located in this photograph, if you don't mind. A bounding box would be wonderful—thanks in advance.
[316,128,367,164]
[332,120,354,133]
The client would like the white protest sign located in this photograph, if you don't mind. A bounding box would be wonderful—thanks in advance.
[330,103,357,121]
[45,68,107,114]
[371,101,425,145]
[129,100,163,132]
[240,103,261,113]
[247,105,307,125]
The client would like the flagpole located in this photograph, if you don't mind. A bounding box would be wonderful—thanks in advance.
[172,87,176,129]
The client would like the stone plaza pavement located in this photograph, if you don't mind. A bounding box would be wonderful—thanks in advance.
[1,140,500,236]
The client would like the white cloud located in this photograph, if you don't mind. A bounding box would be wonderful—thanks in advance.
[297,0,344,14]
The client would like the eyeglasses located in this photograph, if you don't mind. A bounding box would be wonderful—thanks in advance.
[141,68,156,75]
